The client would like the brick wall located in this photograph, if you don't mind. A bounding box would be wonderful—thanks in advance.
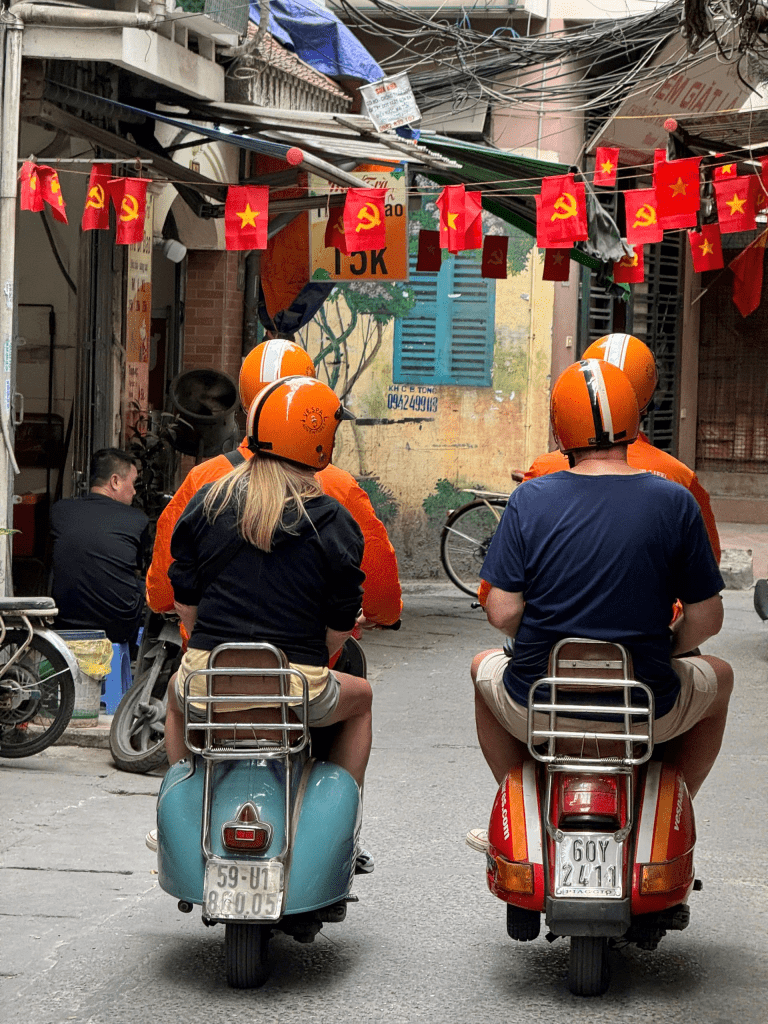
[183,251,243,382]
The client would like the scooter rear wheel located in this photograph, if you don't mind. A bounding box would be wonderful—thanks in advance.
[224,922,270,989]
[567,936,610,996]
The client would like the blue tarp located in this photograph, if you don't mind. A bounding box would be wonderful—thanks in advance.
[249,0,384,82]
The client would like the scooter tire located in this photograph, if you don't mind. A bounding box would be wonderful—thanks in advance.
[567,935,610,996]
[109,663,168,774]
[225,922,270,989]
[506,904,541,942]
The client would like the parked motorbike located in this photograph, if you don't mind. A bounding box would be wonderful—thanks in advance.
[481,638,698,996]
[155,640,364,988]
[754,578,768,621]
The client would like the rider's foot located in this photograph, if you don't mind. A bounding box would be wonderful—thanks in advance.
[355,843,374,874]
[145,828,158,852]
[466,828,490,853]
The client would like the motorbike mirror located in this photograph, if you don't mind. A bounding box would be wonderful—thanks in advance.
[754,578,768,621]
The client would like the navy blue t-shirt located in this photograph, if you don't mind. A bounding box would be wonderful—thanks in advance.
[481,471,724,717]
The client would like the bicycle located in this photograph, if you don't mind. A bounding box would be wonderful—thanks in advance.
[439,489,510,597]
[0,596,79,757]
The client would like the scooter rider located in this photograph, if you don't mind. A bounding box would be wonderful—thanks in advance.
[469,359,732,842]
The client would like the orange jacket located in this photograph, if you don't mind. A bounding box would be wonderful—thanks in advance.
[477,433,720,606]
[146,441,402,626]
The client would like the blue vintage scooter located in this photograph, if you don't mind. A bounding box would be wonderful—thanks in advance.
[155,641,362,988]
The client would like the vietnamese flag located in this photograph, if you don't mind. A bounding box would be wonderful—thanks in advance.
[714,157,737,179]
[109,177,150,244]
[325,209,350,254]
[344,188,387,252]
[542,248,571,282]
[224,185,268,251]
[655,157,701,229]
[416,230,441,272]
[731,230,768,317]
[536,174,588,248]
[714,176,757,233]
[19,161,44,212]
[594,147,619,187]
[435,184,483,252]
[623,188,663,244]
[688,224,724,272]
[613,244,644,284]
[481,236,508,279]
[81,163,112,231]
[38,166,68,224]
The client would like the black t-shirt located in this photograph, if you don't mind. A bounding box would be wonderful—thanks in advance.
[169,488,365,666]
[50,493,149,643]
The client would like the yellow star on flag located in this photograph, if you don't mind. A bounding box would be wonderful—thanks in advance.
[447,212,458,230]
[670,177,687,197]
[726,193,746,215]
[699,239,714,256]
[600,160,614,174]
[237,204,259,228]
[721,164,734,175]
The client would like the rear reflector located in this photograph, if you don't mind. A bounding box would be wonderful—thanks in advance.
[495,856,534,895]
[639,851,694,894]
[222,825,270,851]
[561,775,618,820]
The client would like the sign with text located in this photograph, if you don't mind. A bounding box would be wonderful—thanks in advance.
[124,195,153,439]
[310,167,409,282]
[359,73,421,132]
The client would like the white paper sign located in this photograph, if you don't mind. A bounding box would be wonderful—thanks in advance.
[360,73,421,133]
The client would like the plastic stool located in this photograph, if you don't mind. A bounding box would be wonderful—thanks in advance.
[101,642,133,714]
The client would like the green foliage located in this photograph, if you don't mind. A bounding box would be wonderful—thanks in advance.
[357,477,399,525]
[423,478,477,524]
[312,268,332,281]
[175,0,205,10]
[329,281,417,326]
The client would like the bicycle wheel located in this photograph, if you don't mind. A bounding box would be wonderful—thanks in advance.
[440,499,507,597]
[0,630,76,758]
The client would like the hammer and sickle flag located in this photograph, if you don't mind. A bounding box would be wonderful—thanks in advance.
[623,188,663,245]
[225,185,269,251]
[37,166,69,224]
[108,177,150,244]
[19,161,44,213]
[324,209,351,255]
[435,184,483,252]
[612,243,644,284]
[536,174,588,248]
[343,188,388,252]
[416,229,441,272]
[481,235,508,279]
[81,163,112,231]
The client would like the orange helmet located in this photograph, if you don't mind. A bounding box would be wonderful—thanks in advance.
[245,376,352,471]
[239,339,315,410]
[550,359,639,454]
[582,333,658,412]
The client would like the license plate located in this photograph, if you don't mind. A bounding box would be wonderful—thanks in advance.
[203,860,284,921]
[554,834,623,898]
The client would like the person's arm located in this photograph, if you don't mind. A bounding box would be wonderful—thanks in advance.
[173,601,198,637]
[672,594,723,655]
[145,472,199,613]
[485,587,525,638]
[687,473,721,564]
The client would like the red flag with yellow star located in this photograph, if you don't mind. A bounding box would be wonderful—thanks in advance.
[613,244,644,284]
[593,147,619,187]
[731,230,768,317]
[225,185,268,250]
[435,185,483,252]
[623,188,663,244]
[714,176,756,233]
[81,163,112,231]
[688,224,724,272]
[714,157,737,180]
[109,177,150,245]
[416,230,441,272]
[38,166,68,224]
[655,157,701,229]
[542,248,571,281]
[19,161,44,212]
[343,188,387,252]
[481,235,508,279]
[536,174,588,248]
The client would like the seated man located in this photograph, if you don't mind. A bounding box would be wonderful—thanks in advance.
[470,359,732,833]
[51,448,149,645]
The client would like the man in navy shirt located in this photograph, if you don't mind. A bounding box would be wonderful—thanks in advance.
[471,360,732,802]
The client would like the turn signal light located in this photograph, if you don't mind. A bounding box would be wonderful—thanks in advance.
[639,851,694,894]
[495,856,534,895]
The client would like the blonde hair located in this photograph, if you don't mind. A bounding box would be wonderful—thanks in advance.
[202,455,322,551]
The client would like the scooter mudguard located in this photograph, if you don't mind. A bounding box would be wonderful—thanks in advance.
[486,761,545,912]
[156,756,361,914]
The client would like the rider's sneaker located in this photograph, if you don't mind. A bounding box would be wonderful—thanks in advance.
[466,828,490,853]
[145,828,158,852]
[354,843,375,874]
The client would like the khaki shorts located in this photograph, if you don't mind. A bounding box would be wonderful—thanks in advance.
[474,649,718,744]
[176,647,340,727]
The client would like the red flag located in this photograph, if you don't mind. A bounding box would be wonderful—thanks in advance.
[481,236,508,279]
[536,174,588,248]
[324,209,350,254]
[594,147,619,187]
[688,224,724,272]
[714,157,737,179]
[224,185,268,251]
[623,188,663,244]
[38,166,68,224]
[81,163,112,231]
[652,149,667,185]
[754,177,768,216]
[343,188,387,252]
[435,185,483,252]
[542,248,571,282]
[18,161,43,212]
[109,177,150,244]
[731,231,768,317]
[760,156,768,191]
[714,176,757,233]
[416,230,441,272]
[613,244,644,284]
[655,157,701,229]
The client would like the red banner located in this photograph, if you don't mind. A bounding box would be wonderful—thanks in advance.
[714,157,737,180]
[18,161,43,212]
[225,185,268,251]
[416,230,441,272]
[109,177,150,245]
[623,188,663,244]
[536,174,588,248]
[655,157,701,229]
[343,188,387,252]
[594,147,619,187]
[481,235,508,279]
[325,209,349,254]
[613,244,644,284]
[81,163,112,231]
[714,176,757,233]
[38,166,68,224]
[542,248,571,281]
[435,184,483,252]
[731,231,768,317]
[688,223,724,272]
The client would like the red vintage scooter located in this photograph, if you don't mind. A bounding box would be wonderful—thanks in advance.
[482,638,697,996]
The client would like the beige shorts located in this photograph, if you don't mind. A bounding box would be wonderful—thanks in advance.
[176,647,340,727]
[474,649,718,744]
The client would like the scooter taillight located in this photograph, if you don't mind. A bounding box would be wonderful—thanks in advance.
[221,802,273,852]
[558,775,620,830]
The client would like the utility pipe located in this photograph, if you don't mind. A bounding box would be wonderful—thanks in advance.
[8,3,154,29]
